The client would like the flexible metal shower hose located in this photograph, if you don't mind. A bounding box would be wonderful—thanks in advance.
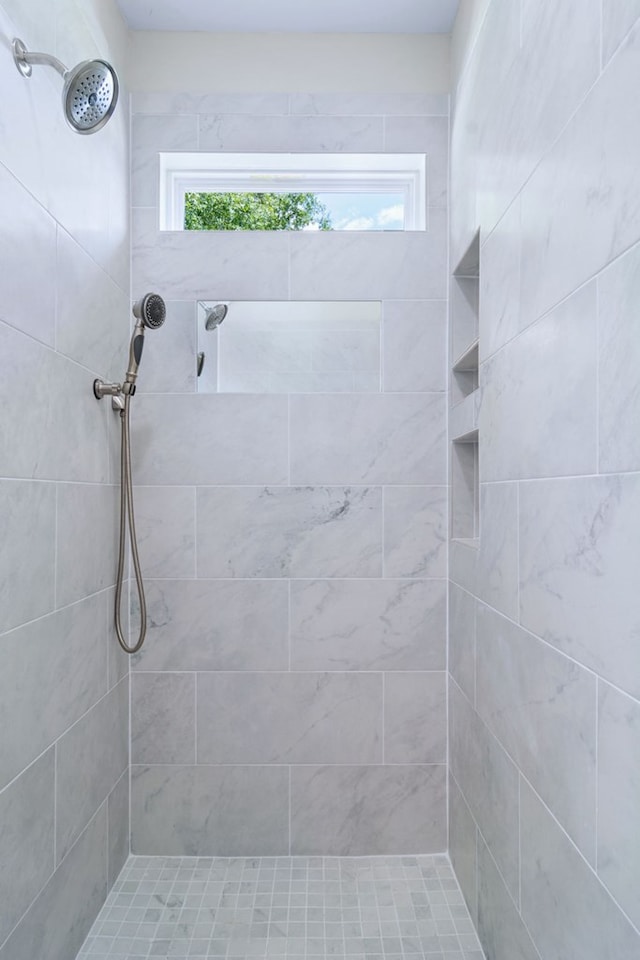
[114,393,147,654]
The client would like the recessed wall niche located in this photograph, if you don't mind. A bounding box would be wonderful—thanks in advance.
[450,232,480,542]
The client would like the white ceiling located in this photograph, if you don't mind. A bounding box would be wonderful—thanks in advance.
[117,0,460,34]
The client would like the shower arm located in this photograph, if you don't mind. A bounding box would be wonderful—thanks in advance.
[12,39,67,78]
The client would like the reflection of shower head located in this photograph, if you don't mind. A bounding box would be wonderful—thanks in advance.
[12,38,119,134]
[205,304,228,331]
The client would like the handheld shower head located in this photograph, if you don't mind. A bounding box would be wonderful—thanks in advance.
[124,293,166,394]
[12,38,119,134]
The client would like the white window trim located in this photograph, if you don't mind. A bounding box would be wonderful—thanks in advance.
[159,153,426,231]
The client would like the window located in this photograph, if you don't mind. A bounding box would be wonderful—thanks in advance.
[160,153,426,231]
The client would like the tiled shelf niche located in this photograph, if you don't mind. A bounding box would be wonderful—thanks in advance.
[450,232,480,543]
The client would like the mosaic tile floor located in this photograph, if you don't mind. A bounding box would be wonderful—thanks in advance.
[76,855,485,960]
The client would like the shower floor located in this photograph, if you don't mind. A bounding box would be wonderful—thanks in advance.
[75,854,484,960]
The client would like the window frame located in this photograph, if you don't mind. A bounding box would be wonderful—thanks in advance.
[159,152,427,231]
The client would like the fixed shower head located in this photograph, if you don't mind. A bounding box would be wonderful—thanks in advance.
[12,38,119,134]
[133,293,167,330]
[205,303,228,331]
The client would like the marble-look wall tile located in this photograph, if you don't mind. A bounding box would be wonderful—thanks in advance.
[597,682,640,930]
[55,679,128,863]
[520,780,640,960]
[0,321,110,483]
[519,474,640,700]
[0,805,107,960]
[476,482,519,619]
[519,18,640,327]
[132,579,288,672]
[480,283,598,481]
[132,673,195,764]
[132,114,198,207]
[476,604,597,861]
[291,765,446,855]
[449,774,478,925]
[289,93,449,116]
[197,672,381,764]
[0,593,107,791]
[598,241,640,473]
[131,765,289,856]
[449,583,476,705]
[384,672,446,763]
[198,114,384,153]
[0,749,55,946]
[290,394,446,485]
[133,486,196,579]
[476,834,539,960]
[602,1,640,65]
[107,771,129,889]
[383,486,447,578]
[132,208,290,300]
[479,197,521,361]
[132,394,288,486]
[449,680,520,903]
[0,480,55,634]
[382,301,447,393]
[56,484,117,607]
[290,579,446,671]
[0,162,56,346]
[289,220,447,301]
[197,486,382,578]
[384,117,448,207]
[137,300,197,396]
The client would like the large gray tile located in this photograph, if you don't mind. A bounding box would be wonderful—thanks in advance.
[133,486,196,579]
[289,92,449,117]
[0,480,55,634]
[0,749,55,946]
[449,680,520,904]
[131,765,289,856]
[477,834,539,960]
[291,765,446,855]
[383,300,447,393]
[107,771,129,889]
[476,604,597,861]
[384,672,446,763]
[0,592,108,791]
[290,394,446,485]
[132,579,288,672]
[199,114,384,152]
[289,221,447,301]
[598,240,640,473]
[519,474,640,699]
[597,681,640,930]
[136,300,197,395]
[449,583,476,706]
[197,672,381,764]
[520,779,640,960]
[197,486,382,578]
[0,162,56,346]
[132,92,290,115]
[55,679,128,862]
[480,283,597,481]
[291,579,446,671]
[476,481,518,619]
[384,117,448,207]
[132,114,198,207]
[479,197,522,361]
[56,483,118,607]
[132,673,195,764]
[449,773,478,926]
[383,486,447,578]
[602,0,640,64]
[132,394,288,486]
[0,805,107,960]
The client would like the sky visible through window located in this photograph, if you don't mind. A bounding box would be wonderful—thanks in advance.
[314,193,405,231]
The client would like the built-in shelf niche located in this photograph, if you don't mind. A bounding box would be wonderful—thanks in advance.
[450,231,480,542]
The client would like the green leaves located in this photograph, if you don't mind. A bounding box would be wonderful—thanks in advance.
[184,192,333,231]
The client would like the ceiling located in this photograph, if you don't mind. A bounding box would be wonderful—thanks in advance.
[116,0,460,34]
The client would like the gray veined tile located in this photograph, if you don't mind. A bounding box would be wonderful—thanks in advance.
[132,486,196,579]
[107,771,129,889]
[290,579,446,671]
[449,773,478,926]
[130,765,289,856]
[477,834,539,960]
[383,486,447,578]
[197,486,382,578]
[198,114,384,153]
[449,582,476,706]
[131,114,198,207]
[382,300,447,393]
[132,672,196,764]
[56,483,118,607]
[136,300,197,395]
[384,672,446,763]
[196,672,382,764]
[132,579,289,672]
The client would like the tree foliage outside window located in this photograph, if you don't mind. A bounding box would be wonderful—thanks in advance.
[184,191,333,231]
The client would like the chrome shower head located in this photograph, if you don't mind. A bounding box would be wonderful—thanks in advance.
[12,38,119,134]
[133,293,167,330]
[205,303,228,331]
